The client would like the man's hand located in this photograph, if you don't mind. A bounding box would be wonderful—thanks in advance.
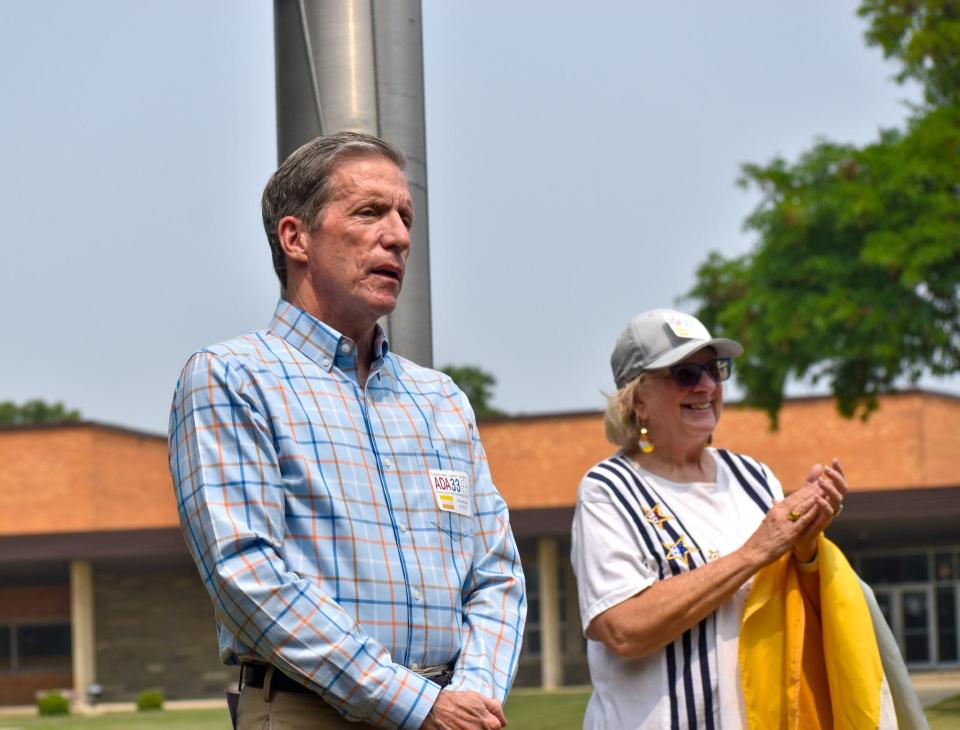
[421,690,506,730]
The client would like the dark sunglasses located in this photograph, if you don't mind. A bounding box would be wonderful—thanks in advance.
[667,358,733,387]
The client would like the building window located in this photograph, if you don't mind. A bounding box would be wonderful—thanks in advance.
[936,587,958,663]
[519,544,572,660]
[521,562,543,659]
[935,552,956,582]
[860,553,929,584]
[0,623,71,672]
[855,547,960,667]
[0,628,10,670]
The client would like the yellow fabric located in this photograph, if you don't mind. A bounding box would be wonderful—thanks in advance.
[739,536,886,730]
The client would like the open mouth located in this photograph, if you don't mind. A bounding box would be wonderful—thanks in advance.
[371,267,402,282]
[683,402,712,412]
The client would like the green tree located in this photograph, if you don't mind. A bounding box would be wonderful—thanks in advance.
[0,399,82,425]
[686,0,960,426]
[858,0,960,106]
[439,365,505,419]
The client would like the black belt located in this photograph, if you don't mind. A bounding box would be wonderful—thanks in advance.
[241,662,453,694]
[242,664,314,694]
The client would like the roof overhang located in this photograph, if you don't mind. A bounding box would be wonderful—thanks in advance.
[0,527,186,563]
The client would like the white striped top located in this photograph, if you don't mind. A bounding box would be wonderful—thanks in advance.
[571,449,783,730]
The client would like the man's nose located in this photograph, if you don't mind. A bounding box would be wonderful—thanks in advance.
[382,211,411,250]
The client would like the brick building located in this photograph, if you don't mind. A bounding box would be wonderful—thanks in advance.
[1,390,958,706]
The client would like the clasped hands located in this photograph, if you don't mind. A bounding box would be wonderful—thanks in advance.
[749,458,847,566]
[421,689,507,730]
[785,458,847,563]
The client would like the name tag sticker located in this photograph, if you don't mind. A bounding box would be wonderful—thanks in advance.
[429,469,472,516]
[664,312,710,340]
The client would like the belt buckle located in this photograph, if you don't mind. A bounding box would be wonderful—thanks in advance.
[414,664,453,688]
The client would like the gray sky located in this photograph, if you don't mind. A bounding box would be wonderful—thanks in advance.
[1,1,947,434]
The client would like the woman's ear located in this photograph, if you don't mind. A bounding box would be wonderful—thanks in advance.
[630,382,648,424]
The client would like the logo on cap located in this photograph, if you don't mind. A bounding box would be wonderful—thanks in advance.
[664,313,711,341]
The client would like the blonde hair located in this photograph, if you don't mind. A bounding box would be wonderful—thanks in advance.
[603,374,647,455]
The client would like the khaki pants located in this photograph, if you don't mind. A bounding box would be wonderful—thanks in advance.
[237,685,368,729]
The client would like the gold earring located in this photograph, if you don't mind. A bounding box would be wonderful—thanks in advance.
[638,425,654,454]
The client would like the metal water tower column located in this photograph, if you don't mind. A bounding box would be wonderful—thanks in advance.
[273,0,433,366]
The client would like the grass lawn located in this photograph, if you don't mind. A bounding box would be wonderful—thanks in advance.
[506,689,590,729]
[928,693,960,730]
[0,691,956,729]
[0,709,230,730]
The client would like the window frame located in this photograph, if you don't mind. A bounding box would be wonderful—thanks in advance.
[0,620,72,674]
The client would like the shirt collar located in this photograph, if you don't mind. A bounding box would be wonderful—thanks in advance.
[268,299,391,373]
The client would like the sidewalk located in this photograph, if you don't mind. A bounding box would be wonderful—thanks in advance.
[0,678,957,716]
[0,698,226,717]
[912,670,960,709]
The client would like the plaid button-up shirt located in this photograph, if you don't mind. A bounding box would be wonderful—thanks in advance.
[168,300,526,729]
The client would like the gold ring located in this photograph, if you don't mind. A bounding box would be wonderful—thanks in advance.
[788,509,802,522]
[834,503,844,517]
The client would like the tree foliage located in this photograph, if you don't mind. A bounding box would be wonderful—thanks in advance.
[0,399,82,425]
[439,365,505,419]
[687,0,960,426]
[859,0,960,105]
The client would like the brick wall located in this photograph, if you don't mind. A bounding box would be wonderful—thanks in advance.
[0,671,72,706]
[0,424,176,536]
[714,395,929,491]
[481,413,611,510]
[0,584,72,705]
[93,559,229,701]
[1,394,957,530]
[0,585,69,622]
[481,391,960,508]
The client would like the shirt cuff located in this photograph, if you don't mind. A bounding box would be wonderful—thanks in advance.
[445,667,494,700]
[369,666,442,729]
[796,550,819,573]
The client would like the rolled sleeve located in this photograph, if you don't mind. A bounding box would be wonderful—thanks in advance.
[571,477,659,632]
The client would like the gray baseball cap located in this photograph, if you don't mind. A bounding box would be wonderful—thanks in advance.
[611,308,743,389]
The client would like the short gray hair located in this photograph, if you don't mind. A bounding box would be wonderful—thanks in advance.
[603,374,647,455]
[261,131,407,295]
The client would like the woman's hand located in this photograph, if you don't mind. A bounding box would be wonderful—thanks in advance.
[791,459,847,562]
[586,460,849,660]
[742,482,831,566]
[589,479,836,659]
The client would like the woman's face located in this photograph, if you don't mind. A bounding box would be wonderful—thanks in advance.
[634,348,724,452]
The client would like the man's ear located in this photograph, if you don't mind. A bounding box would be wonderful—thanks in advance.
[277,216,310,264]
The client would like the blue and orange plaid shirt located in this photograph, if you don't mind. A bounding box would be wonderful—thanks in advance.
[168,300,526,729]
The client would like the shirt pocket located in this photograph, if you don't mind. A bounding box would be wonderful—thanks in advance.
[432,510,474,542]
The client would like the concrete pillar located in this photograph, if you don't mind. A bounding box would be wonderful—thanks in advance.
[537,537,563,689]
[70,560,96,712]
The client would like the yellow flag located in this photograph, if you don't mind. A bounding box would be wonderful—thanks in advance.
[740,536,887,730]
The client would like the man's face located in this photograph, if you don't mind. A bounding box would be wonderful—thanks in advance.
[301,155,413,332]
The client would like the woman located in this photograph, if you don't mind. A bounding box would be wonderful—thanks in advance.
[571,308,846,729]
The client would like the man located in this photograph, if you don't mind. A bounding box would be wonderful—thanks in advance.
[169,132,526,730]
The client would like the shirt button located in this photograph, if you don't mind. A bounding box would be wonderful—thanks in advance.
[321,357,330,367]
[410,662,421,672]
[412,588,421,601]
[383,458,392,469]
[340,342,352,354]
[398,523,408,533]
